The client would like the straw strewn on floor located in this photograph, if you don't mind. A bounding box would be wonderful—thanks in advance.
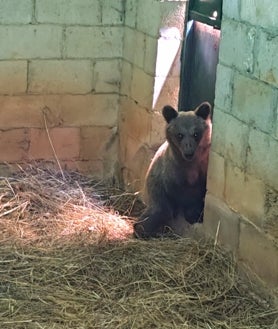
[0,165,277,329]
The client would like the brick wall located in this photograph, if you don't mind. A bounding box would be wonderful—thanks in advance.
[0,0,123,178]
[204,0,278,288]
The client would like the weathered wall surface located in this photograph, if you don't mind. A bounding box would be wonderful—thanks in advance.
[0,0,123,178]
[0,0,186,182]
[204,0,278,288]
[119,0,186,191]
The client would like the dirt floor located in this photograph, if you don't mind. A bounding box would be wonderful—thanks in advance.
[0,164,277,329]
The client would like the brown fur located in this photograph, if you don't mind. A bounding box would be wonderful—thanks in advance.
[134,102,212,238]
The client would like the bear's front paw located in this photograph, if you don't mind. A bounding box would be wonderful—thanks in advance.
[133,222,147,239]
[133,222,156,239]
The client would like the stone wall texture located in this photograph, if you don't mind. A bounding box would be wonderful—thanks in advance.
[0,0,185,181]
[0,0,125,178]
[119,0,186,191]
[204,0,278,289]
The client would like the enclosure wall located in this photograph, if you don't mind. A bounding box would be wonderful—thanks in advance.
[119,0,186,191]
[0,0,123,177]
[204,0,278,288]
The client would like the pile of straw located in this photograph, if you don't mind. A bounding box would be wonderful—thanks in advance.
[0,164,138,245]
[0,165,277,329]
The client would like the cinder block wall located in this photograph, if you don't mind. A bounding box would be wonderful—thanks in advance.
[119,0,186,190]
[204,0,278,288]
[0,0,123,177]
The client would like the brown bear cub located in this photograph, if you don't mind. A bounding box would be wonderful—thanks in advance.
[134,102,212,238]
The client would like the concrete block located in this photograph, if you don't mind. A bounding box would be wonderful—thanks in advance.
[149,109,166,147]
[36,0,100,25]
[0,0,33,24]
[65,26,123,58]
[120,135,150,191]
[206,151,225,200]
[0,95,45,128]
[123,28,145,68]
[60,94,119,127]
[94,59,121,93]
[29,127,80,160]
[239,220,278,288]
[102,0,124,25]
[0,129,29,161]
[276,106,278,140]
[125,0,137,28]
[168,46,182,79]
[136,0,161,37]
[263,187,278,241]
[204,193,240,252]
[159,1,187,34]
[211,109,249,169]
[232,73,275,133]
[120,131,137,166]
[28,60,92,94]
[120,97,151,145]
[153,76,180,112]
[247,130,278,190]
[152,28,181,108]
[0,94,119,129]
[225,164,265,227]
[155,27,181,78]
[133,32,146,69]
[80,126,117,160]
[214,64,233,112]
[130,67,154,108]
[136,0,186,37]
[120,61,132,96]
[219,20,256,74]
[0,25,62,59]
[255,31,278,88]
[123,27,135,63]
[241,0,278,30]
[145,32,173,76]
[0,61,27,95]
[222,0,240,20]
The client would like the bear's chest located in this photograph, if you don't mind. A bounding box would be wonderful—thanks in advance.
[164,164,206,204]
[167,162,205,187]
[184,167,201,186]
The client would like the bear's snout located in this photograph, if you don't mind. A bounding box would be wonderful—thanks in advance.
[182,151,195,161]
[180,140,196,161]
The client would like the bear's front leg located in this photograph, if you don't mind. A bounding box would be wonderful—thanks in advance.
[183,200,204,224]
[134,205,173,239]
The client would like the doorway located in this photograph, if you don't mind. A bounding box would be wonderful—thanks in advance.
[179,0,222,111]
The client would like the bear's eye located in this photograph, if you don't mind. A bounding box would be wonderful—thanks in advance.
[177,133,183,141]
[193,132,198,140]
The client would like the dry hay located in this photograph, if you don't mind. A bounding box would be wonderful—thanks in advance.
[0,164,139,245]
[0,165,277,329]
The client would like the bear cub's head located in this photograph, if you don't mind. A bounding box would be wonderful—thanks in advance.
[162,102,212,162]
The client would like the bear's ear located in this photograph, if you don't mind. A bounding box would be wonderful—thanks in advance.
[195,102,211,120]
[162,105,178,123]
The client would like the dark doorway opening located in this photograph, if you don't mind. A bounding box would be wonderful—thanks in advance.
[179,0,222,111]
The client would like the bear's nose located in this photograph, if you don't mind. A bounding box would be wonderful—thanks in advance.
[183,141,193,149]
